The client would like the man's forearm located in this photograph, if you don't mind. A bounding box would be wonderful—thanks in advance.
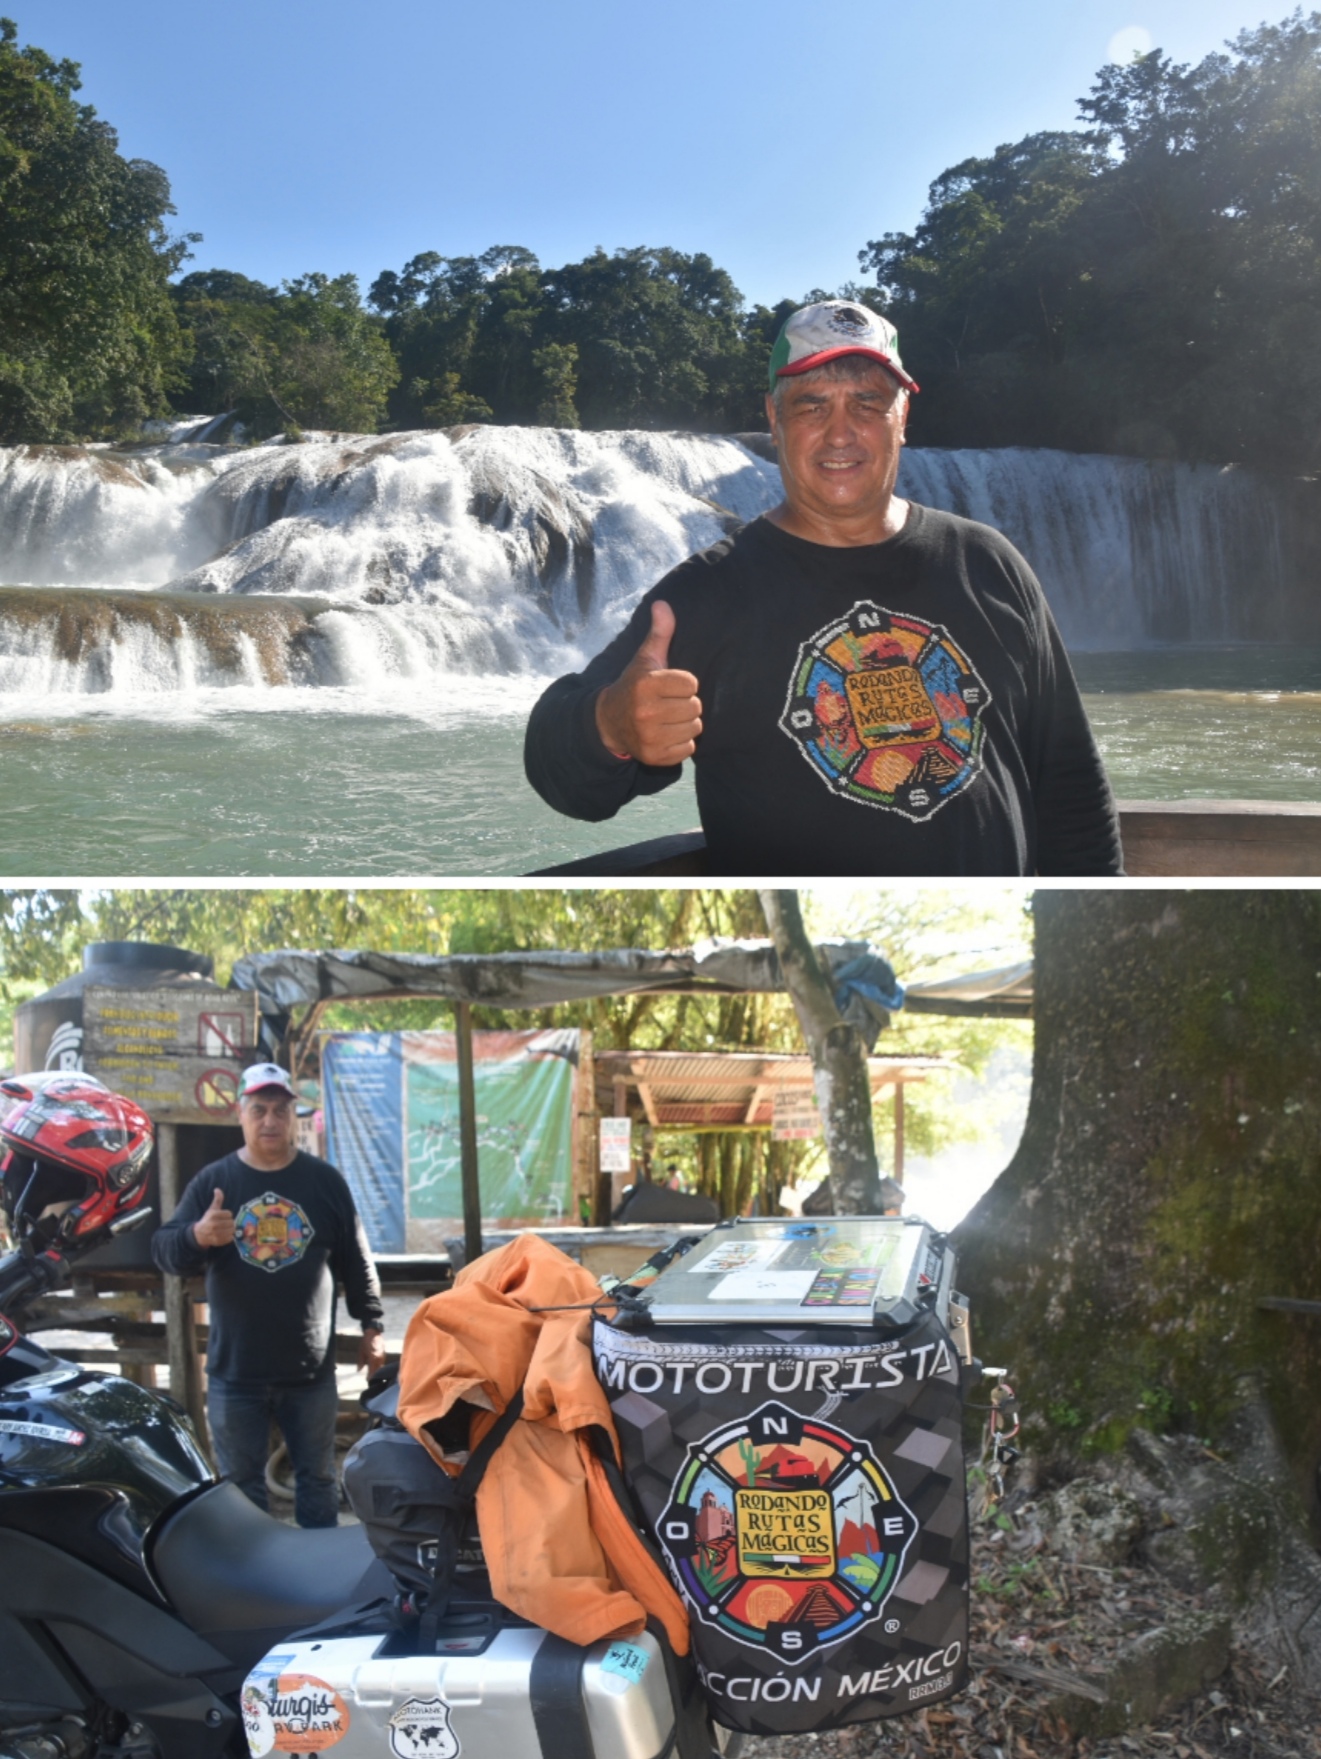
[524,675,680,822]
[338,1214,385,1330]
[150,1213,208,1277]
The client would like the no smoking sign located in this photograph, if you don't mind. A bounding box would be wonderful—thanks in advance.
[195,1068,239,1114]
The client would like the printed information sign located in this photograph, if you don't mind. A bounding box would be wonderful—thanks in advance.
[323,1029,579,1252]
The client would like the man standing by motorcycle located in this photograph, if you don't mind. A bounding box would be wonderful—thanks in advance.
[153,1063,386,1527]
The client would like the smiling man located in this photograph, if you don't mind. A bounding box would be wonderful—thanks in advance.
[152,1062,385,1527]
[524,299,1122,875]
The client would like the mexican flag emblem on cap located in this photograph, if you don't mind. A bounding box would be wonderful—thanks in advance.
[769,301,919,393]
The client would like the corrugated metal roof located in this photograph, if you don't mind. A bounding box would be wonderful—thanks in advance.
[592,1049,945,1129]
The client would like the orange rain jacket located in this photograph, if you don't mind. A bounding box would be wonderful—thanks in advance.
[396,1233,689,1653]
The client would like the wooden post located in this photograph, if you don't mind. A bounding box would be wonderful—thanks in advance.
[455,1002,482,1266]
[894,1081,905,1188]
[573,1030,596,1226]
[156,1122,212,1456]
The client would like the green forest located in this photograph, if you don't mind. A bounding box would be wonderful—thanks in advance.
[4,12,1321,470]
[0,886,1030,1218]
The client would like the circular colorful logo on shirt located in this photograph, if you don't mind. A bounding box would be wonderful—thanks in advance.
[656,1401,917,1663]
[779,601,990,820]
[235,1193,314,1272]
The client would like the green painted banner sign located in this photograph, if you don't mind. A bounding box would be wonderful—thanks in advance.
[323,1028,579,1252]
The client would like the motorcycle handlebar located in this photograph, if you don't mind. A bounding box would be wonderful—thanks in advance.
[0,1243,70,1315]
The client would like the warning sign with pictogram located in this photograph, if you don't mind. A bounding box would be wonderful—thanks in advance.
[196,1069,240,1114]
[199,1012,248,1059]
[82,988,258,1123]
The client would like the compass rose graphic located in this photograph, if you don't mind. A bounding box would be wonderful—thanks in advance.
[779,601,990,821]
[656,1401,917,1662]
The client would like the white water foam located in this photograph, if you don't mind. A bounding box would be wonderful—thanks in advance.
[0,428,782,713]
[898,447,1298,648]
[0,427,1309,715]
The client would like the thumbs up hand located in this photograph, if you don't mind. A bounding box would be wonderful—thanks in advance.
[193,1186,235,1250]
[594,600,703,766]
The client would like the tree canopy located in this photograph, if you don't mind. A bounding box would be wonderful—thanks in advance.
[172,269,399,438]
[0,16,191,442]
[366,244,770,433]
[10,13,1320,464]
[861,14,1321,471]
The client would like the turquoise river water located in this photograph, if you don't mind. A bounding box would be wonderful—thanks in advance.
[0,647,1317,876]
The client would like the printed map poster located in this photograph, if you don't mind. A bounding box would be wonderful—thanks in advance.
[403,1029,578,1251]
[321,1033,405,1251]
[321,1029,580,1253]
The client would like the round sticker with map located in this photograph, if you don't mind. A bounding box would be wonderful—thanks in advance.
[656,1401,918,1662]
[779,601,990,820]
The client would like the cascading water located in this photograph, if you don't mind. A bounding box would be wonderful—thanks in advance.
[0,428,779,705]
[898,448,1314,648]
[2,428,1314,707]
[0,425,1316,875]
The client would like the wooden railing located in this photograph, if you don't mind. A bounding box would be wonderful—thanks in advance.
[531,801,1321,878]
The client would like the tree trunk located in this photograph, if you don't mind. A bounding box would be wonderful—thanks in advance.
[758,889,895,1213]
[954,890,1321,1526]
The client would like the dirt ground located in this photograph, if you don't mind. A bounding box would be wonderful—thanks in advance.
[747,1519,1319,1759]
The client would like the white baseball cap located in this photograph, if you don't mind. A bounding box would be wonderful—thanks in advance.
[238,1062,296,1100]
[769,300,919,393]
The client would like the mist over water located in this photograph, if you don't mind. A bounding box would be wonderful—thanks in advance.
[0,424,1316,874]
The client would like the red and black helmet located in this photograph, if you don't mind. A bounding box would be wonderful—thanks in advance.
[0,1074,153,1243]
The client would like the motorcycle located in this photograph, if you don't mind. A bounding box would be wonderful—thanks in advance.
[0,1219,727,1759]
[0,1073,968,1759]
[0,1216,397,1759]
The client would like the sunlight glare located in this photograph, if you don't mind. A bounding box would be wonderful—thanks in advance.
[1107,24,1155,63]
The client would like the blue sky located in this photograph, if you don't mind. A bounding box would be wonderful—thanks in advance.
[19,0,1278,309]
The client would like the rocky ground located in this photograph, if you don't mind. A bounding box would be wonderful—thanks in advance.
[748,1434,1321,1759]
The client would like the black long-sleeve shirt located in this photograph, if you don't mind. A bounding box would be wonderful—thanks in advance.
[525,507,1122,876]
[151,1150,384,1386]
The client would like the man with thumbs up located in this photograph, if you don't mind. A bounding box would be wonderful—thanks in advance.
[525,299,1120,875]
[593,598,703,768]
[152,1063,385,1526]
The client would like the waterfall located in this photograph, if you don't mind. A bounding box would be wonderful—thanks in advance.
[897,447,1315,648]
[0,427,1313,707]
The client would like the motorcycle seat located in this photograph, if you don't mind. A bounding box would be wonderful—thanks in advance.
[151,1480,392,1656]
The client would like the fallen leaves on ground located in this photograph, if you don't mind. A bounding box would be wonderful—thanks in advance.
[743,1522,1318,1759]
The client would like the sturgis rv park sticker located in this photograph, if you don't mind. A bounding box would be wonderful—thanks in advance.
[657,1401,918,1663]
[241,1672,349,1754]
[779,601,990,821]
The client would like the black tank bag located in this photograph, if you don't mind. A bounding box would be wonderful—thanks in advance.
[593,1243,970,1737]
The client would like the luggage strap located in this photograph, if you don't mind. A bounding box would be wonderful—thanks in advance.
[530,1633,595,1759]
[417,1389,524,1649]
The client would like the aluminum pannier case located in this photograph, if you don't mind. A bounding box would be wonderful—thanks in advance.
[240,1619,679,1759]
